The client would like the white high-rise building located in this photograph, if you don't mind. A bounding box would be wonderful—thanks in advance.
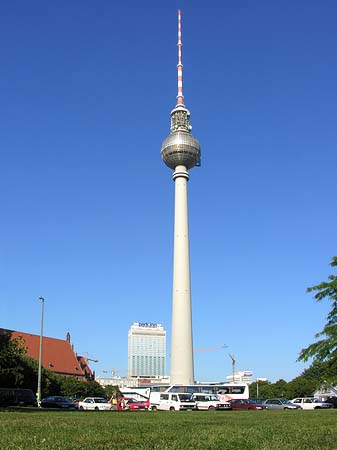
[128,323,166,377]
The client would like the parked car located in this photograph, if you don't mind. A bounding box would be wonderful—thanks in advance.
[249,398,266,404]
[230,399,266,410]
[0,388,37,407]
[117,397,150,411]
[41,396,77,409]
[191,393,231,410]
[291,397,333,410]
[78,397,112,411]
[324,397,337,408]
[263,398,301,410]
[156,393,196,411]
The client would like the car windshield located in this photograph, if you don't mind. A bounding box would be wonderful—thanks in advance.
[179,395,192,402]
[94,398,107,403]
[280,399,291,404]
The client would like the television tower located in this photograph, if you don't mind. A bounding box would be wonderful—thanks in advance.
[161,10,201,385]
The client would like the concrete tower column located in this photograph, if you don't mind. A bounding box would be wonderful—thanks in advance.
[170,165,194,384]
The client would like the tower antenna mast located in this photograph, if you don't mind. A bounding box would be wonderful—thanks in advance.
[177,9,184,106]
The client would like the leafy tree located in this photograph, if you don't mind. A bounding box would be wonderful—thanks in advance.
[250,380,279,399]
[60,377,87,398]
[301,360,332,383]
[298,257,337,384]
[84,380,106,398]
[286,376,318,399]
[104,385,122,400]
[0,330,27,386]
[59,377,105,398]
[272,379,289,398]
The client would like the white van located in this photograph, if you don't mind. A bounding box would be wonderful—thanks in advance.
[291,397,333,410]
[156,393,196,411]
[191,393,231,410]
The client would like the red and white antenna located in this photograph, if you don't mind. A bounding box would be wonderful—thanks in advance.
[177,9,184,105]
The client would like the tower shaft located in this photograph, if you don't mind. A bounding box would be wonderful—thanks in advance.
[170,165,194,384]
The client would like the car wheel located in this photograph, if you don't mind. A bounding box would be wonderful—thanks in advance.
[151,406,157,411]
[79,406,84,410]
[169,407,175,411]
[208,406,216,411]
[314,406,320,409]
[95,407,99,411]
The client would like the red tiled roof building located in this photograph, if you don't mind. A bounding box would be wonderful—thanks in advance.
[1,329,93,381]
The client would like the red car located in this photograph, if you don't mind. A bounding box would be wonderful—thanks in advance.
[230,399,266,410]
[117,397,150,411]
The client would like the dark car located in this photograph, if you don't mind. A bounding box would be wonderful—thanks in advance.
[230,399,266,410]
[324,397,337,409]
[0,388,37,407]
[249,398,266,405]
[41,396,77,409]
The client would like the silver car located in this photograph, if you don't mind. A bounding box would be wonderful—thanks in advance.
[263,398,302,410]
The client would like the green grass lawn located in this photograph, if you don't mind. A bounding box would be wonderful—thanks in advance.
[0,409,336,450]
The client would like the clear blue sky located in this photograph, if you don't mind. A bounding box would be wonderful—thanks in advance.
[1,0,336,383]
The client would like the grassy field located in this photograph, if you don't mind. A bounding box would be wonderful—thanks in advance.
[0,409,337,450]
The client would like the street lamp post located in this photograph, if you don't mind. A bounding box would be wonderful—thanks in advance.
[229,354,236,383]
[37,296,45,407]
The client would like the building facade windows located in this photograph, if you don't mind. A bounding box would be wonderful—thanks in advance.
[128,323,166,377]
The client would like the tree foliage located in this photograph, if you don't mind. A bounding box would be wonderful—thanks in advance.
[298,257,337,383]
[250,373,319,399]
[104,385,122,400]
[0,330,27,386]
[60,378,105,398]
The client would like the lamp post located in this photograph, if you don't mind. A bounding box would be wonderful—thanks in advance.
[37,296,45,407]
[229,354,236,383]
[256,378,266,399]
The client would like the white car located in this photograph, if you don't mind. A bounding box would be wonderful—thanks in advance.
[156,393,196,411]
[191,393,231,410]
[78,397,112,411]
[291,397,333,410]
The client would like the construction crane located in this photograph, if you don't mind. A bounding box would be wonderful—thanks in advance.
[229,354,236,383]
[193,344,228,352]
[111,368,129,376]
[100,368,130,377]
[85,352,98,364]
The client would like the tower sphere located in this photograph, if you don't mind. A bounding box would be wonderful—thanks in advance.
[161,130,201,170]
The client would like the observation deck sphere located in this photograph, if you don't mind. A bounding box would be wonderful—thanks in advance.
[161,131,201,170]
